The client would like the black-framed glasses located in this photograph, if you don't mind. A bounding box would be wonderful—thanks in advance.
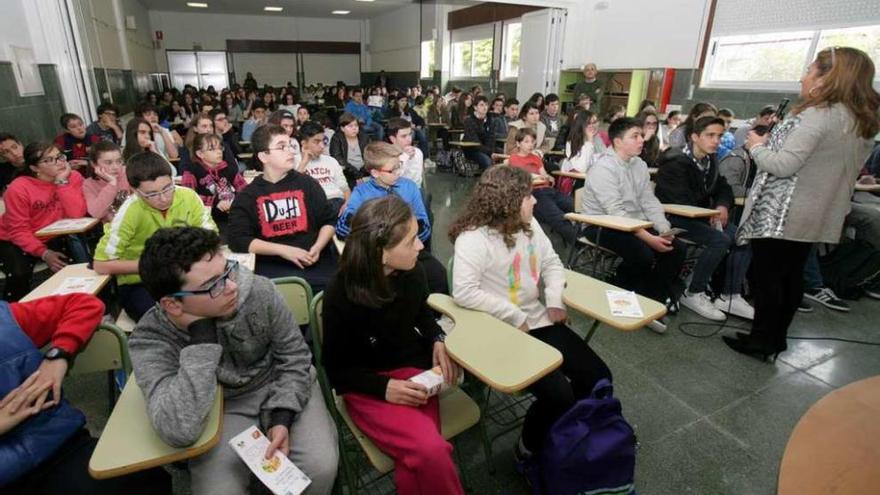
[171,260,239,299]
[40,154,68,165]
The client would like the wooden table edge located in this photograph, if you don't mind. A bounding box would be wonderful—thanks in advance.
[35,218,101,238]
[562,296,667,331]
[21,270,112,303]
[89,393,224,479]
[564,213,653,232]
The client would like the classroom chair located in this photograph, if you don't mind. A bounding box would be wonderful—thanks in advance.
[68,322,131,413]
[565,187,624,280]
[308,292,483,493]
[271,276,313,329]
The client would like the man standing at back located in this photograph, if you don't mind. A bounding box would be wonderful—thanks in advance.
[568,63,604,117]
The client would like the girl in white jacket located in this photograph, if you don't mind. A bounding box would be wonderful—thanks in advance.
[448,165,612,461]
[561,110,606,174]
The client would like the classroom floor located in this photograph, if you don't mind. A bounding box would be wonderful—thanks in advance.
[62,170,880,495]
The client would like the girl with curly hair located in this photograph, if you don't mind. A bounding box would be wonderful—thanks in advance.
[448,165,612,463]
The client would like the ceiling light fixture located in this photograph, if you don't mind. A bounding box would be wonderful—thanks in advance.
[186,2,208,7]
[264,6,283,11]
[355,0,376,2]
[331,10,351,14]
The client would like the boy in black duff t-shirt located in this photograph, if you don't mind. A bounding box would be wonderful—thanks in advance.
[227,124,337,292]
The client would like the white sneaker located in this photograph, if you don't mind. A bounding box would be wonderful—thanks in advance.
[714,294,754,320]
[647,317,668,334]
[424,158,437,170]
[680,291,726,321]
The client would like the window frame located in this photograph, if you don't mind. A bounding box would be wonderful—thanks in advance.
[450,38,493,79]
[500,21,522,81]
[701,25,880,92]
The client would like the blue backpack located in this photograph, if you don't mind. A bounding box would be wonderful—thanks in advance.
[524,379,637,495]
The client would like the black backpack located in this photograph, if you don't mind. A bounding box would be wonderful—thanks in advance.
[819,240,880,300]
[451,148,480,177]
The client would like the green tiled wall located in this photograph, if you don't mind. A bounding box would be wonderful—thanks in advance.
[669,69,798,118]
[0,63,65,143]
[360,71,421,89]
[94,68,151,115]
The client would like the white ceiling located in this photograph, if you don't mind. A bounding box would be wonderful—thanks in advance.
[139,0,420,20]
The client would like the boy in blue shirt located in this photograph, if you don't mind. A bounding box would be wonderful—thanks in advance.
[344,87,384,141]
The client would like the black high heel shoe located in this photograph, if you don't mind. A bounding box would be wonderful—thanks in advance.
[722,336,779,363]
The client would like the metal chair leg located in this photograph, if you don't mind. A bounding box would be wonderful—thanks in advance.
[584,319,601,343]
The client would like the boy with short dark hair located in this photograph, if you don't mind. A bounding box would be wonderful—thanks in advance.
[130,226,338,495]
[241,102,267,141]
[296,120,349,214]
[87,103,123,144]
[54,113,99,171]
[93,151,216,321]
[540,93,563,150]
[462,95,496,171]
[582,117,686,333]
[0,133,26,193]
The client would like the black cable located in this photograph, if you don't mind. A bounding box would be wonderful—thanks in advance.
[787,336,880,346]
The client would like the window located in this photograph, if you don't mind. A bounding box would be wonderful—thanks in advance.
[702,25,880,90]
[420,40,435,79]
[451,39,493,78]
[501,22,522,80]
[167,51,229,90]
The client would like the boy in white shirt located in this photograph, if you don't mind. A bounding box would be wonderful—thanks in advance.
[297,121,350,216]
[386,117,424,188]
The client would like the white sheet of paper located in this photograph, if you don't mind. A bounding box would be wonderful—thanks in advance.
[51,277,100,296]
[605,290,644,318]
[39,218,94,233]
[228,425,311,495]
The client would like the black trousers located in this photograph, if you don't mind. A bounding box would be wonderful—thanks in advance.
[584,226,686,303]
[0,236,89,302]
[255,248,339,295]
[533,187,575,245]
[748,238,813,352]
[7,428,171,495]
[523,324,612,452]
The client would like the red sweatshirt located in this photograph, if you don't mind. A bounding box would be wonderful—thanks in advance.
[0,172,87,257]
[9,293,105,354]
[509,153,550,189]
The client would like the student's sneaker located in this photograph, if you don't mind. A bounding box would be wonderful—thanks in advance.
[424,158,437,170]
[797,300,814,313]
[680,291,726,321]
[713,294,755,320]
[864,281,880,300]
[804,287,851,312]
[647,316,669,334]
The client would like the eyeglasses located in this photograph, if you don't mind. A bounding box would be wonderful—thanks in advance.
[171,260,239,299]
[137,183,175,200]
[267,143,295,153]
[378,164,402,175]
[39,154,68,165]
[203,146,222,152]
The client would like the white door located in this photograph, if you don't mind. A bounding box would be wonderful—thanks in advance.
[516,9,566,102]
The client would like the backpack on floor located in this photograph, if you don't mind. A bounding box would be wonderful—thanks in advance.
[435,149,452,172]
[451,148,479,177]
[523,379,637,495]
[819,240,880,300]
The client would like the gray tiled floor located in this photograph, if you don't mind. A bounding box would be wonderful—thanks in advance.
[65,170,880,494]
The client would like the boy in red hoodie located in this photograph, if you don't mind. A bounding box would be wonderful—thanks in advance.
[0,142,90,301]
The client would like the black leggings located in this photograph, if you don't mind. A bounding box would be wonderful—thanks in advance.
[523,323,612,452]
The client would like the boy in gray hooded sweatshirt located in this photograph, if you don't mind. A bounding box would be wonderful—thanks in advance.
[129,226,337,495]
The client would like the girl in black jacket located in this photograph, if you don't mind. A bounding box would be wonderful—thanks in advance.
[328,112,370,190]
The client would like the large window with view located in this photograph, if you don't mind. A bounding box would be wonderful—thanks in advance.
[702,24,880,90]
[420,40,435,79]
[452,38,493,78]
[501,22,522,80]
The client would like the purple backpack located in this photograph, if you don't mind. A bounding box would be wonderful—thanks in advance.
[524,379,637,495]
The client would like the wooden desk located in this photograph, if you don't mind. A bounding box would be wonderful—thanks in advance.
[21,263,111,302]
[427,294,562,394]
[553,170,586,180]
[563,270,667,332]
[448,141,480,148]
[565,213,653,232]
[243,171,261,185]
[662,204,720,218]
[237,152,254,160]
[332,236,345,255]
[167,157,180,163]
[778,375,880,495]
[855,183,880,192]
[89,376,223,479]
[546,150,564,157]
[648,167,658,175]
[35,218,100,238]
[735,197,745,206]
[238,140,250,147]
[220,246,255,271]
[427,123,448,128]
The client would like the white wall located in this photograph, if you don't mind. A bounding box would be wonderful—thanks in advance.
[563,0,711,70]
[121,0,156,72]
[366,4,421,72]
[0,0,47,63]
[149,10,363,73]
[714,0,880,35]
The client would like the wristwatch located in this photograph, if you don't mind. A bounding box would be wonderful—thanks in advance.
[45,346,74,365]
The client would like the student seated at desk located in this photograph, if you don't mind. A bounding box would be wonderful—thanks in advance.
[655,116,754,321]
[388,93,429,158]
[180,133,247,235]
[388,117,427,189]
[83,141,130,223]
[1,293,171,495]
[240,102,268,142]
[0,133,27,194]
[0,143,90,301]
[492,98,519,144]
[509,128,576,245]
[54,113,99,174]
[344,87,384,141]
[179,113,238,173]
[462,95,496,171]
[295,121,350,215]
[582,117,687,332]
[448,165,611,461]
[540,93,563,151]
[227,124,337,292]
[123,103,180,162]
[323,195,463,495]
[122,117,159,162]
[505,102,547,156]
[86,103,123,145]
[337,142,448,295]
[561,110,605,175]
[130,227,338,495]
[329,112,370,189]
[93,151,216,321]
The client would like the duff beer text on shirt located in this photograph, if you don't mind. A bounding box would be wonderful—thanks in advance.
[256,190,310,237]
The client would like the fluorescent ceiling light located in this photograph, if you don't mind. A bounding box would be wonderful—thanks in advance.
[355,0,375,2]
[264,6,283,11]
[186,2,208,7]
[331,10,350,14]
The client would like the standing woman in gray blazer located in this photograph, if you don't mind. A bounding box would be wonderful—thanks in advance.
[727,47,880,361]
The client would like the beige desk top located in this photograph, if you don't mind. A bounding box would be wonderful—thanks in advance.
[553,170,586,180]
[448,141,481,147]
[21,263,111,302]
[545,150,564,156]
[648,167,658,175]
[89,376,223,479]
[220,246,256,271]
[237,152,254,159]
[564,213,653,232]
[563,270,667,331]
[35,217,100,238]
[333,235,345,255]
[238,140,250,146]
[735,197,745,206]
[778,375,880,495]
[662,204,720,218]
[855,183,880,192]
[427,294,562,394]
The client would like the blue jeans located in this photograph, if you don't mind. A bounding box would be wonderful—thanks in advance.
[414,128,430,157]
[671,218,750,295]
[533,187,575,244]
[803,245,823,290]
[363,121,384,141]
[464,150,492,170]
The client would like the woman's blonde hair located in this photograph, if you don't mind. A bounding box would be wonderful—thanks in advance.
[794,47,880,139]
